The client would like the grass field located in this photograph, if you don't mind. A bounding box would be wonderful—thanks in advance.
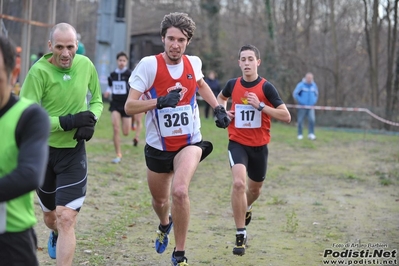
[35,103,399,266]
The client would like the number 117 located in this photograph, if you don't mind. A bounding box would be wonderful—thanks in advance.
[240,110,255,121]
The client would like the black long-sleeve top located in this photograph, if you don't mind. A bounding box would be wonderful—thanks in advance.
[0,94,49,202]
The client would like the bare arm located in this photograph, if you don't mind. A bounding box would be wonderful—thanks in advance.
[124,89,156,115]
[263,104,291,123]
[247,92,291,123]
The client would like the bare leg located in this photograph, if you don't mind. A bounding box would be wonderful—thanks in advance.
[111,111,122,157]
[55,206,78,266]
[246,178,263,208]
[147,170,173,227]
[43,210,57,231]
[121,116,132,136]
[231,164,247,229]
[171,145,201,251]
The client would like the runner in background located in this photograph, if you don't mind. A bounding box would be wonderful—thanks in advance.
[104,51,132,163]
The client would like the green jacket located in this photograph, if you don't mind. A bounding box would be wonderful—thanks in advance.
[0,98,37,233]
[20,53,103,148]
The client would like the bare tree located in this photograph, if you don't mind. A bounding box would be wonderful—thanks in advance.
[3,0,398,130]
[303,0,314,50]
[329,0,341,105]
[362,0,380,107]
[200,0,222,75]
[393,49,399,127]
[382,0,399,130]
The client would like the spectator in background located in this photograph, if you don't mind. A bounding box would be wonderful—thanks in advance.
[0,35,50,266]
[104,51,132,163]
[293,72,318,140]
[76,33,86,55]
[204,70,221,119]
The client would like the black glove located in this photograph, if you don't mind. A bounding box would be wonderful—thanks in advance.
[156,88,182,109]
[214,105,230,129]
[59,111,97,131]
[73,126,95,142]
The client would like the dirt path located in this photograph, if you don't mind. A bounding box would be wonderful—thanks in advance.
[34,121,399,266]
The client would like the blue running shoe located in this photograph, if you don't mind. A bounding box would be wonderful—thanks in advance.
[47,231,58,259]
[155,215,173,254]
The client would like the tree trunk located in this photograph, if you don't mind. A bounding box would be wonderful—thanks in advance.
[392,49,399,126]
[329,0,341,105]
[384,0,399,130]
[363,0,380,107]
[200,0,221,73]
[304,0,313,49]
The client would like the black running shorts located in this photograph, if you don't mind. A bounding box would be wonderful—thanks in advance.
[109,101,130,118]
[37,140,88,212]
[145,140,213,173]
[228,140,268,182]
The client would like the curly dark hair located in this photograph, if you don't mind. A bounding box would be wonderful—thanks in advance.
[160,12,196,42]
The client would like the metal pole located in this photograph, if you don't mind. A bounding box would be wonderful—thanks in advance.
[46,0,57,52]
[70,0,77,26]
[49,0,57,26]
[20,0,32,84]
[0,0,3,36]
[125,0,132,54]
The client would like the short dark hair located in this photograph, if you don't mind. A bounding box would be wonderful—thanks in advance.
[0,36,16,77]
[116,51,128,60]
[160,12,196,42]
[238,44,260,60]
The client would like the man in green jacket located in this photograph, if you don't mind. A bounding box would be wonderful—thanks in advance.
[0,36,50,266]
[20,23,103,266]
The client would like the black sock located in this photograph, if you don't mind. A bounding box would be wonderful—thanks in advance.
[159,223,170,232]
[174,250,185,258]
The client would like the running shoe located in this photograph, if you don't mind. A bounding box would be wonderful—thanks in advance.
[232,233,247,256]
[133,138,138,147]
[245,205,252,226]
[155,215,173,254]
[112,157,121,164]
[47,231,58,259]
[171,250,189,266]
